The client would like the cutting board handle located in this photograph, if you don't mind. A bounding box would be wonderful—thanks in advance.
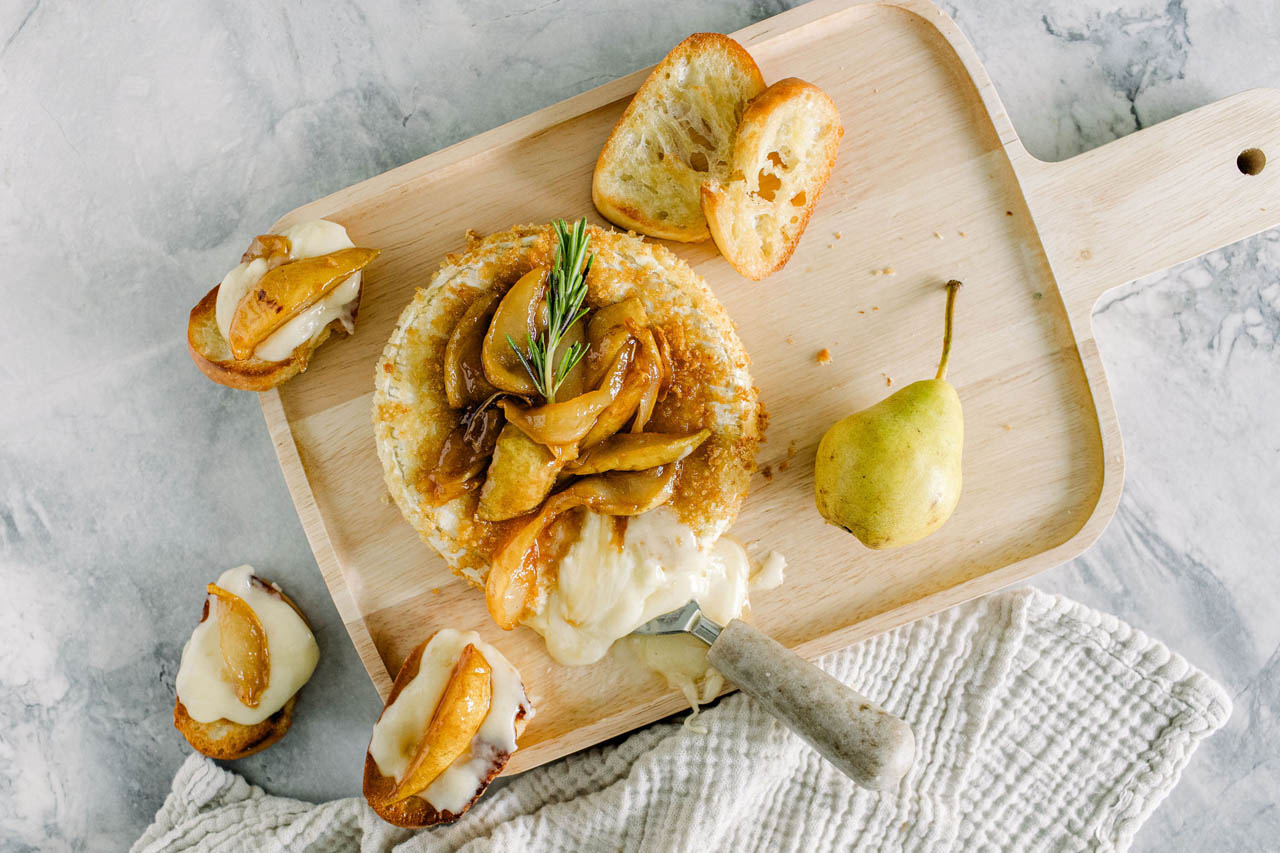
[1018,88,1280,328]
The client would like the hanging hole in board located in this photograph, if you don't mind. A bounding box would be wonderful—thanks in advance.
[1237,148,1266,175]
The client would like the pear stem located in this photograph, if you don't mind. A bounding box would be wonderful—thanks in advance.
[935,280,962,381]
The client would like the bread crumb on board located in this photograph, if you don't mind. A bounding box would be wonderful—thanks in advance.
[933,231,944,239]
[870,267,896,276]
[760,464,774,482]
[816,348,832,364]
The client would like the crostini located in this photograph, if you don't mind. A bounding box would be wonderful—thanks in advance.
[701,78,844,280]
[174,565,319,759]
[188,220,379,390]
[593,33,765,242]
[363,630,533,828]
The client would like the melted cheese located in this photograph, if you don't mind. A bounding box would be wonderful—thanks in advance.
[175,565,319,725]
[367,629,532,815]
[622,632,725,731]
[524,508,750,666]
[621,547,787,726]
[751,551,787,591]
[214,219,361,362]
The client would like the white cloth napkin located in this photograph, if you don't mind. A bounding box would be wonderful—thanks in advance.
[133,589,1231,852]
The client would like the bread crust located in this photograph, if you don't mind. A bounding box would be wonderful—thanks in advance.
[593,33,766,242]
[174,695,297,760]
[373,224,760,591]
[702,77,843,280]
[186,283,353,391]
[172,579,313,760]
[362,635,529,828]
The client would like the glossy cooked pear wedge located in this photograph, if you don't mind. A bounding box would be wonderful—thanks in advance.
[241,233,292,266]
[227,247,379,359]
[476,424,563,521]
[581,333,661,447]
[485,465,680,629]
[443,289,503,408]
[482,267,547,395]
[207,583,270,709]
[499,388,613,449]
[422,407,505,504]
[564,429,710,476]
[387,644,493,804]
[583,297,647,388]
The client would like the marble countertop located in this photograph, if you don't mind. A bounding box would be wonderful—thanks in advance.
[2,1,1276,850]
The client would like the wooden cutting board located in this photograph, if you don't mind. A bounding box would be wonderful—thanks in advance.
[260,0,1280,775]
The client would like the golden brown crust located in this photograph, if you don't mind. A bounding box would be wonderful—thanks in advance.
[593,33,766,242]
[186,284,351,391]
[174,695,297,760]
[172,578,313,760]
[373,224,760,591]
[362,636,528,828]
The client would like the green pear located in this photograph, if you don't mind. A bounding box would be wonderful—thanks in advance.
[814,281,964,549]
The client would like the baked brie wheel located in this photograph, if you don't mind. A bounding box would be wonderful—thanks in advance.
[374,223,760,665]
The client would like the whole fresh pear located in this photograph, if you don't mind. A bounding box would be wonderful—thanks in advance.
[814,280,963,549]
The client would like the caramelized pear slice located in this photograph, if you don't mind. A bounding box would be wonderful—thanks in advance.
[652,326,674,403]
[388,644,493,804]
[477,424,562,521]
[444,289,503,409]
[241,233,292,266]
[208,583,270,709]
[500,388,613,449]
[630,326,665,433]
[227,247,379,359]
[486,466,679,629]
[482,267,547,395]
[564,429,710,476]
[421,406,505,505]
[584,298,647,388]
[581,334,660,448]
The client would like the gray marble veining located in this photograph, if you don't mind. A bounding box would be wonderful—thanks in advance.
[1,1,1277,850]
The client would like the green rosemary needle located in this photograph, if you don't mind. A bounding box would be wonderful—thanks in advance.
[507,218,593,403]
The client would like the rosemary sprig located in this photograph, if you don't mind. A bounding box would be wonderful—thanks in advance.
[507,218,593,402]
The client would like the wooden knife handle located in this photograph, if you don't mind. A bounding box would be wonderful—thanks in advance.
[707,618,915,790]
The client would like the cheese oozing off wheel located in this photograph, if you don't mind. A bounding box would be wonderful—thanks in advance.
[373,224,761,666]
[363,630,533,828]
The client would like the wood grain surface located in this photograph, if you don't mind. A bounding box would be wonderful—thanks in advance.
[259,0,1280,775]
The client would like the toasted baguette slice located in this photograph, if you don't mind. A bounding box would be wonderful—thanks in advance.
[173,579,313,760]
[593,33,766,242]
[363,633,531,828]
[701,78,843,279]
[187,284,350,391]
[174,695,297,760]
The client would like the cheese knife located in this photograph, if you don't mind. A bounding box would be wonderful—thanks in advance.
[632,600,915,790]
